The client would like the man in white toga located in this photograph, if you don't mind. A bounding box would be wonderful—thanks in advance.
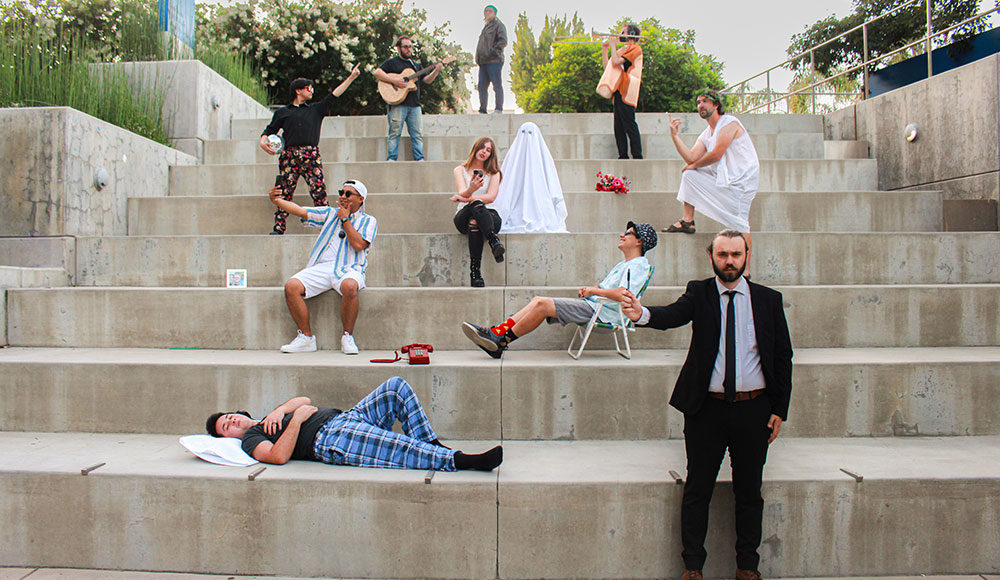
[663,89,760,253]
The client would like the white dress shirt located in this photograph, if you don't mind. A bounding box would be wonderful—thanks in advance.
[636,276,765,392]
[709,277,764,393]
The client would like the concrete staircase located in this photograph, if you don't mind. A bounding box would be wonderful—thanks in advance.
[1,111,998,579]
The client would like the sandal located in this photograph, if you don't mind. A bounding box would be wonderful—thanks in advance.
[663,219,696,234]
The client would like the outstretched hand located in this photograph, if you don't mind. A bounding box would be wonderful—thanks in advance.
[348,63,361,79]
[621,290,642,321]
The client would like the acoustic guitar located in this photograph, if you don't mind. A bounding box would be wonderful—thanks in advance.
[378,56,456,105]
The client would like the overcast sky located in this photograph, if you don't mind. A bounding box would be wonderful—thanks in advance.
[408,0,996,111]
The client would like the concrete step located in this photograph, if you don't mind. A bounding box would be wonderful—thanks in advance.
[6,285,999,350]
[1,571,992,580]
[167,159,880,196]
[0,266,69,288]
[203,132,828,165]
[129,189,944,236]
[1,432,997,578]
[230,112,826,140]
[0,347,996,441]
[74,232,1000,288]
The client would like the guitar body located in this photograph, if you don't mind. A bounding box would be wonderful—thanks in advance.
[377,69,418,105]
[377,56,455,105]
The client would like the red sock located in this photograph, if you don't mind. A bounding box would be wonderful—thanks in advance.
[491,318,516,336]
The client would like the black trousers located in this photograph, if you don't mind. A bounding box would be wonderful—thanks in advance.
[681,395,771,571]
[613,92,642,159]
[453,201,501,262]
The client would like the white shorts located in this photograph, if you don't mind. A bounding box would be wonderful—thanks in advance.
[291,264,366,299]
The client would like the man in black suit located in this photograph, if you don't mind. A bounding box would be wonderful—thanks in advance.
[622,229,792,580]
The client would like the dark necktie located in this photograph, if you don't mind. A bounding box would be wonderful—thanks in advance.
[723,290,737,403]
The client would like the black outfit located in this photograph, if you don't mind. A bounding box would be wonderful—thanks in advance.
[378,56,422,107]
[613,56,642,159]
[454,200,503,284]
[241,407,341,461]
[641,278,792,572]
[261,93,337,147]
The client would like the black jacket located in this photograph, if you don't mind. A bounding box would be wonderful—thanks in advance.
[643,278,793,419]
[476,19,507,64]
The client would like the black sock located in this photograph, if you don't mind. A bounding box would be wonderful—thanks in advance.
[453,445,503,471]
[503,328,518,343]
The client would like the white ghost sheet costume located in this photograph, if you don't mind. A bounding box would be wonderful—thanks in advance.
[677,114,760,232]
[494,122,569,233]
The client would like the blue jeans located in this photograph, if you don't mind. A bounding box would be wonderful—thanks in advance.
[386,105,424,161]
[478,62,504,113]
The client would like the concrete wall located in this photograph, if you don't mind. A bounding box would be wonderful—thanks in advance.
[0,107,196,237]
[826,54,999,230]
[105,60,270,159]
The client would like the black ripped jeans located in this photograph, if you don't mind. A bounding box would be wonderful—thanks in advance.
[454,201,502,263]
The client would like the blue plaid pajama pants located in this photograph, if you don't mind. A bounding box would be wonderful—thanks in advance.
[312,376,457,471]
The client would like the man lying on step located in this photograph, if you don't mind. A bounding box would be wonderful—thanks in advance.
[207,376,503,471]
[461,221,657,358]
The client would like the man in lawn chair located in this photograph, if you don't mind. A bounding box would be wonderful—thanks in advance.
[461,221,656,358]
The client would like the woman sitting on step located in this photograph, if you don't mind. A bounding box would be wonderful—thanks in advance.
[450,137,506,287]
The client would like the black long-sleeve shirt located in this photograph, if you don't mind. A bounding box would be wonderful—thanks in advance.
[261,92,337,147]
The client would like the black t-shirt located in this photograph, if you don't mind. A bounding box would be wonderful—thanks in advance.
[241,407,341,461]
[379,56,422,108]
[260,92,337,147]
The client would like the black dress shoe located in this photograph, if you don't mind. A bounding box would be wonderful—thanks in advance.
[461,322,506,359]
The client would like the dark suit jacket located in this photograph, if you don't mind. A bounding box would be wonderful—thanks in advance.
[643,278,793,420]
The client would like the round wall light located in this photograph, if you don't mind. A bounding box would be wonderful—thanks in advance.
[904,123,919,142]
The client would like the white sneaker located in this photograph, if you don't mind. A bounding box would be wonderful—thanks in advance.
[281,330,317,353]
[341,332,359,355]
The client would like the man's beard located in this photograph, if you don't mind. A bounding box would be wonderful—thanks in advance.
[698,108,712,119]
[713,258,746,283]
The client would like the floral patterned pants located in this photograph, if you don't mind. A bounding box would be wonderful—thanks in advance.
[273,145,327,233]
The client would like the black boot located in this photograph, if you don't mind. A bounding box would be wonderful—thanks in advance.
[470,256,485,288]
[487,234,505,263]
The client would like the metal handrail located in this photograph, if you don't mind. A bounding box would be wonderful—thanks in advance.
[722,0,922,91]
[723,2,999,114]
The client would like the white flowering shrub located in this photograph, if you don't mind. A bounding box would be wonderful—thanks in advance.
[198,0,471,113]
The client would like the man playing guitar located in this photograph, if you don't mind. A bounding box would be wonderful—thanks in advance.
[373,36,443,162]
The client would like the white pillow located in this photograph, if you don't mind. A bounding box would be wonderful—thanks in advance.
[179,435,259,467]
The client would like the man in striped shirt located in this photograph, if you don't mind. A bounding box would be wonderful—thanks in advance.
[268,179,378,354]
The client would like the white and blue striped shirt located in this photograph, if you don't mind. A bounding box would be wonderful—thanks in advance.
[302,207,378,277]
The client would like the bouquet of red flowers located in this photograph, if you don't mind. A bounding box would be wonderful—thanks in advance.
[595,171,631,195]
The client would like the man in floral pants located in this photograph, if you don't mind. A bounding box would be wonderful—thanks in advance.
[260,66,360,234]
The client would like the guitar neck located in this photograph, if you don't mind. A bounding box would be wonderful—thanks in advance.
[404,63,440,82]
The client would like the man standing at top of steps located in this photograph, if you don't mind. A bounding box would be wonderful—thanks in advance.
[476,5,507,114]
[374,36,443,161]
[268,179,377,355]
[664,90,760,256]
[622,229,792,580]
[207,376,503,471]
[260,66,361,235]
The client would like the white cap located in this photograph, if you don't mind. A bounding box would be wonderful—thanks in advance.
[342,179,367,199]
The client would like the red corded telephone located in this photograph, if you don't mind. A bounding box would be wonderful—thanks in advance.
[370,343,434,365]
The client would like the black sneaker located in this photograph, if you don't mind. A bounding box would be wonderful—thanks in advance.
[461,322,506,359]
[270,230,284,235]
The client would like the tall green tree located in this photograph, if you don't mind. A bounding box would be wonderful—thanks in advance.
[516,16,723,113]
[786,0,998,76]
[509,12,585,110]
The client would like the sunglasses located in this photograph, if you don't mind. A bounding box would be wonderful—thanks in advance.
[338,189,358,198]
[623,229,638,237]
